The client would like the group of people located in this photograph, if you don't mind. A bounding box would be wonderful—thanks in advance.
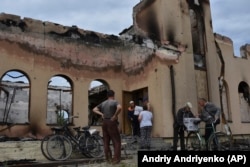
[173,98,221,151]
[127,99,153,149]
[92,89,221,164]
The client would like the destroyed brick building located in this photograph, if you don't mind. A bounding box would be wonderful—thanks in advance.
[1,0,250,140]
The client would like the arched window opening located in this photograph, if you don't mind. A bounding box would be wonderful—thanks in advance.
[238,82,250,103]
[189,5,206,69]
[0,70,30,124]
[46,75,72,125]
[238,81,250,123]
[88,80,109,126]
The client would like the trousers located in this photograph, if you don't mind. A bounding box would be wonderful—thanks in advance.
[102,119,121,162]
[173,126,185,151]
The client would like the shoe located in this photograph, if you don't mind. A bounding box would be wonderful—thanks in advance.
[106,154,112,164]
[112,159,120,165]
[106,159,112,164]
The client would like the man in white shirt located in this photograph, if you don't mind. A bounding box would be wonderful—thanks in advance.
[133,102,143,139]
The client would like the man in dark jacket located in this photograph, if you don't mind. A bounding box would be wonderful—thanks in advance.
[198,98,221,150]
[173,102,194,151]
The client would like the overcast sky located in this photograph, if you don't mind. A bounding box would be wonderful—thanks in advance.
[0,0,249,56]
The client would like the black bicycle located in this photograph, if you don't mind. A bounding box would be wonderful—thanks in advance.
[77,125,104,158]
[41,116,103,161]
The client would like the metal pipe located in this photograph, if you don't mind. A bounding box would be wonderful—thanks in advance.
[170,65,176,122]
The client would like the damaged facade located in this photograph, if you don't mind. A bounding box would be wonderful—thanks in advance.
[0,0,250,139]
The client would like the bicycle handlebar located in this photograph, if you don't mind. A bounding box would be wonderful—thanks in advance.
[63,115,79,121]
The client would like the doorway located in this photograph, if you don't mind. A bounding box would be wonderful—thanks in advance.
[122,87,148,135]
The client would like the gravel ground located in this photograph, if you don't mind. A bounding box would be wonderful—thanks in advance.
[61,154,138,167]
[82,156,138,167]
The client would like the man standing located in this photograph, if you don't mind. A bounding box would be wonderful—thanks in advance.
[133,102,143,139]
[93,90,122,164]
[198,98,221,150]
[173,102,194,151]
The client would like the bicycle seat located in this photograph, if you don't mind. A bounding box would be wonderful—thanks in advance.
[89,129,98,135]
[82,126,90,131]
[73,126,81,131]
[51,127,63,131]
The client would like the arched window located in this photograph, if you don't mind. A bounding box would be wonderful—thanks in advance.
[238,81,250,123]
[88,79,109,126]
[46,75,72,125]
[0,70,30,124]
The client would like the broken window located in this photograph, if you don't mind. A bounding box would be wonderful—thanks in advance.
[238,81,250,123]
[88,80,109,126]
[189,6,206,69]
[0,70,30,124]
[46,75,72,125]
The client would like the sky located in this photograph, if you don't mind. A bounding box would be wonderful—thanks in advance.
[0,0,249,56]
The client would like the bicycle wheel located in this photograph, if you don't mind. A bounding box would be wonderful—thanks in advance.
[41,135,53,160]
[92,134,104,157]
[186,132,202,151]
[86,135,104,158]
[207,132,231,151]
[78,134,92,158]
[46,134,72,161]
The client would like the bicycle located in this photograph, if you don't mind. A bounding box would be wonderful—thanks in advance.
[78,125,104,158]
[40,118,80,161]
[41,116,104,161]
[185,118,231,151]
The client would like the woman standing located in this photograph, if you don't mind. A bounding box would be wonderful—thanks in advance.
[138,104,153,149]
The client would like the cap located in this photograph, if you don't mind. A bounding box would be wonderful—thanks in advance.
[186,102,192,109]
[129,101,134,104]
